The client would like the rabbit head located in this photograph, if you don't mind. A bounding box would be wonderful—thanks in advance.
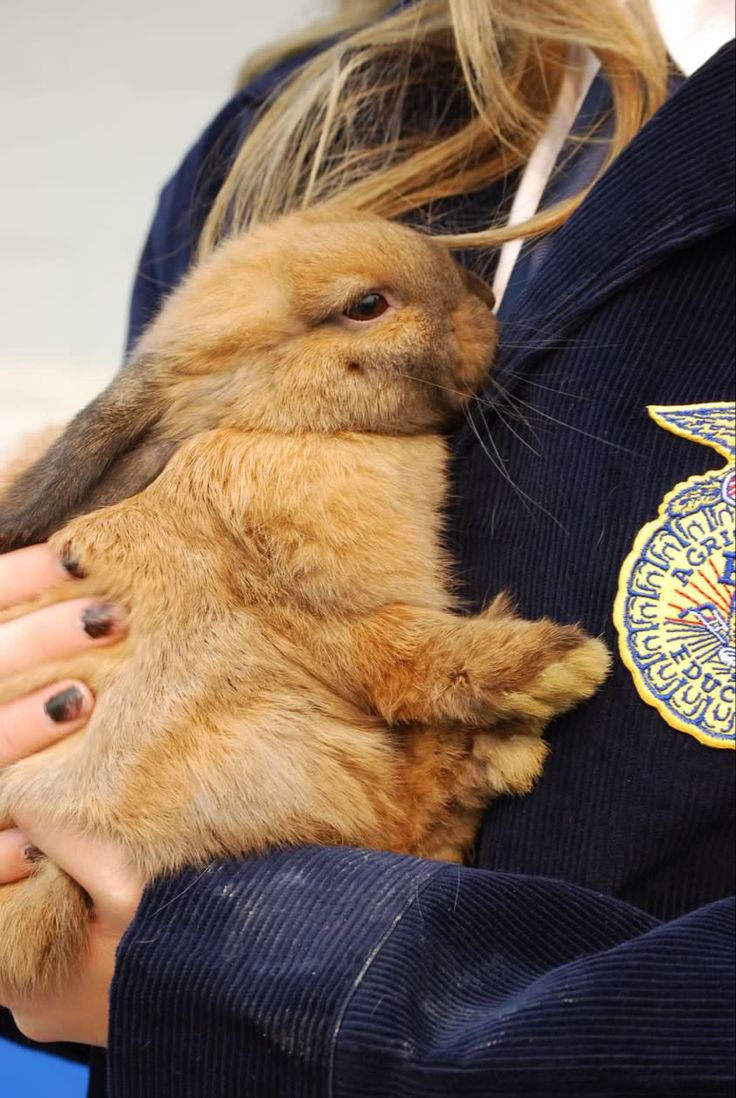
[0,208,497,549]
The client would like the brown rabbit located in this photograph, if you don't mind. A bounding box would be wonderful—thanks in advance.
[0,208,608,998]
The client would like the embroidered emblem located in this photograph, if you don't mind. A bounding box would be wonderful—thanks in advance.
[614,402,735,749]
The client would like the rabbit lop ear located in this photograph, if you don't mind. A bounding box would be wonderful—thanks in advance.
[459,266,496,310]
[0,355,173,552]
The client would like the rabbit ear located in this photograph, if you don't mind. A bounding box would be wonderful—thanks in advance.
[459,266,496,310]
[0,355,172,552]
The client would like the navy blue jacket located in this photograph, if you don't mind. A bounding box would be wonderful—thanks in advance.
[16,35,736,1098]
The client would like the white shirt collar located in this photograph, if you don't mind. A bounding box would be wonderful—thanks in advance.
[650,0,734,76]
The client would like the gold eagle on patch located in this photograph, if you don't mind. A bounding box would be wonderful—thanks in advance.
[614,402,735,749]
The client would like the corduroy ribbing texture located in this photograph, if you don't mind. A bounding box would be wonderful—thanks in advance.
[108,851,734,1097]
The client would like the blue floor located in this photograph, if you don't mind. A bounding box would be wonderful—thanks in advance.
[0,1037,89,1097]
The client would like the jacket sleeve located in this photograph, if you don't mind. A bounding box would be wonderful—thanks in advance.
[107,846,735,1097]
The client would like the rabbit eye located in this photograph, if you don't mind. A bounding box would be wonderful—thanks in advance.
[343,293,389,322]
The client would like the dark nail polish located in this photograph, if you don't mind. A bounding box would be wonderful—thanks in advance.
[23,844,44,864]
[61,557,87,579]
[81,602,123,639]
[44,685,87,724]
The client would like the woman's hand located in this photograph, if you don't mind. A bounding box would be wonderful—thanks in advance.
[0,544,138,1045]
[0,543,128,761]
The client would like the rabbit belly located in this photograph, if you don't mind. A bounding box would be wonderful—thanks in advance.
[0,625,412,878]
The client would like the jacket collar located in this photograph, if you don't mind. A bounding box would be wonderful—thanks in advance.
[494,40,735,381]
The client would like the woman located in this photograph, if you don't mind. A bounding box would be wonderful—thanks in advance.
[1,1,734,1094]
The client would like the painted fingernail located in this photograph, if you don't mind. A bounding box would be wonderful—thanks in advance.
[60,557,87,579]
[44,684,89,724]
[23,844,44,864]
[81,602,126,640]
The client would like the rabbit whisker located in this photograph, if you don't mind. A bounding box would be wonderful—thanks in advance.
[395,370,474,402]
[461,402,569,535]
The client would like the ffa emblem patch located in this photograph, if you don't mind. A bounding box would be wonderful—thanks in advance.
[614,402,735,749]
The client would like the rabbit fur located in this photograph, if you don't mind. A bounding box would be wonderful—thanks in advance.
[0,208,609,997]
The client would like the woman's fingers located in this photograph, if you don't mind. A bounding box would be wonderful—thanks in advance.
[0,675,95,884]
[11,811,144,921]
[0,545,125,676]
[0,829,36,884]
[0,680,94,767]
[0,545,123,889]
[0,598,126,678]
[0,545,71,610]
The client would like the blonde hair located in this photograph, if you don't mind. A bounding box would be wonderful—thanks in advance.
[200,0,669,256]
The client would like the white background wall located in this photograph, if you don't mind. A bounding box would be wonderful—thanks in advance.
[0,0,329,458]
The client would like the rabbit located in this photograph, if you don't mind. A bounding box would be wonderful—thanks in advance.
[0,207,609,997]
